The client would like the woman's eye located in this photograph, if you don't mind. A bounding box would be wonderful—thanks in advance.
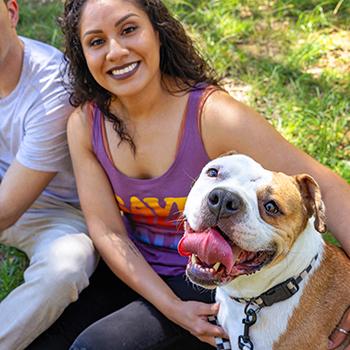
[89,38,104,47]
[122,25,137,35]
[206,168,218,178]
[264,201,280,215]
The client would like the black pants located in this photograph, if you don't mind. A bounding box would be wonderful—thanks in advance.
[26,260,215,350]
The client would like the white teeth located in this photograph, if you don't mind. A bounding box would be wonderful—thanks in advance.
[191,254,197,264]
[111,62,138,76]
[213,262,221,271]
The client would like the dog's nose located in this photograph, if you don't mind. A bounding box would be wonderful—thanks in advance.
[207,188,243,218]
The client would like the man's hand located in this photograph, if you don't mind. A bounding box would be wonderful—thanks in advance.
[329,306,350,349]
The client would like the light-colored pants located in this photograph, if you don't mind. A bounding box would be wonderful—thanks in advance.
[0,196,98,350]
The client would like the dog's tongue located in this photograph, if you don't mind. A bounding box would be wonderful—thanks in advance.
[178,228,240,273]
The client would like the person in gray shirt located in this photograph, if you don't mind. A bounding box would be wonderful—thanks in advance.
[0,1,97,349]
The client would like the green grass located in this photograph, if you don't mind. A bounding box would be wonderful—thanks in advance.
[17,0,63,47]
[0,247,28,300]
[1,0,349,300]
[166,0,350,179]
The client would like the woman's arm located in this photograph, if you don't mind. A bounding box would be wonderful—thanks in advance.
[202,91,350,254]
[67,107,226,345]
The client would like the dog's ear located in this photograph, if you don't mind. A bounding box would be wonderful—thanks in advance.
[219,150,238,158]
[295,174,326,233]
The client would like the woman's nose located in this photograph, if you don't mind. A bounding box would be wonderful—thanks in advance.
[106,39,129,61]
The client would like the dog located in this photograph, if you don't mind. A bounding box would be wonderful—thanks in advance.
[178,153,350,349]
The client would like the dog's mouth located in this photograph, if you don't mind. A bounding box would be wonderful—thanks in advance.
[178,222,275,287]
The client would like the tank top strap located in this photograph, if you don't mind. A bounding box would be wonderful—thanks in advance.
[90,104,100,151]
[179,85,221,162]
[90,103,113,170]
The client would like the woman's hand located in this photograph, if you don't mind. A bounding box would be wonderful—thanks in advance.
[329,307,350,349]
[167,299,229,346]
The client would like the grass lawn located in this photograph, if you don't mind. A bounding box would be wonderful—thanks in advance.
[0,0,349,300]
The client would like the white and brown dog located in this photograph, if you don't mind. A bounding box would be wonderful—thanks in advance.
[178,154,350,350]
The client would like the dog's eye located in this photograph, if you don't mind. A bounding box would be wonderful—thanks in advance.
[207,168,218,178]
[264,201,280,215]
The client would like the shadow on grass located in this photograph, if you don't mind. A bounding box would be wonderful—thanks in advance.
[0,245,28,301]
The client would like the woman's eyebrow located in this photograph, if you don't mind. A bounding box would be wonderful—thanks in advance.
[82,13,139,38]
[114,13,139,27]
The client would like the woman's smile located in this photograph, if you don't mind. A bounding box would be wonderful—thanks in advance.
[108,61,140,80]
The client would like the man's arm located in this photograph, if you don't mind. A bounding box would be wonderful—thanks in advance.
[0,159,56,231]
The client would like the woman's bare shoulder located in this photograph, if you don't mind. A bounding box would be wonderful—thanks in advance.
[67,104,95,149]
[201,89,266,158]
[68,104,92,128]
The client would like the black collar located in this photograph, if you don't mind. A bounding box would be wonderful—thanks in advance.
[231,254,319,307]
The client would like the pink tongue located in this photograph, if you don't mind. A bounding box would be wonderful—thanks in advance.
[178,228,240,273]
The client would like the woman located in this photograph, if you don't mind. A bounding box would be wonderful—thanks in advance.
[59,0,350,349]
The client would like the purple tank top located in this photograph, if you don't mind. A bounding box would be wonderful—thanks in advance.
[91,86,213,276]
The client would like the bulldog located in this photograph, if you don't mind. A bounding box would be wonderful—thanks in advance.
[178,154,350,350]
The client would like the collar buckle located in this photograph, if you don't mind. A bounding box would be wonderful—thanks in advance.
[259,277,299,306]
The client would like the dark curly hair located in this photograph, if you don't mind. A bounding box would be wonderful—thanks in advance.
[59,0,221,151]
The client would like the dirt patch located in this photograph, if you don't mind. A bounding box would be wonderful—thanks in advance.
[306,30,350,77]
[237,41,285,61]
[222,78,252,104]
[236,18,291,62]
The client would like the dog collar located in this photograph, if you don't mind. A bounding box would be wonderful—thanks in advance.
[231,254,319,307]
[209,254,318,350]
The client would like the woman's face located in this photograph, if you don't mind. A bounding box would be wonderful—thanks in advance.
[79,0,161,99]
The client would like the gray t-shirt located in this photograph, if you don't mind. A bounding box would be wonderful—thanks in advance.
[0,36,79,206]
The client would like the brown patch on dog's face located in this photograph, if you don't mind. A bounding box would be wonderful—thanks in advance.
[257,173,310,264]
